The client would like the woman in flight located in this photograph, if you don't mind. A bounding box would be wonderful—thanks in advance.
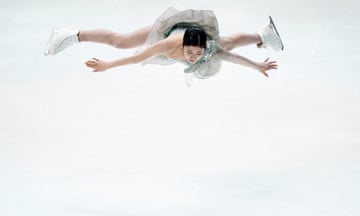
[44,7,284,86]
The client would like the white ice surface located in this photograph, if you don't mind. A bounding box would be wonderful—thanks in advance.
[1,0,360,215]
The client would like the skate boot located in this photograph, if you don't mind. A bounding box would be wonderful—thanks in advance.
[44,27,79,55]
[257,16,284,51]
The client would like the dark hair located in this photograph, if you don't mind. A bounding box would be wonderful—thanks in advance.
[183,27,207,48]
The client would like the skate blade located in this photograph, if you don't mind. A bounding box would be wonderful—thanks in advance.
[44,27,57,56]
[269,16,284,51]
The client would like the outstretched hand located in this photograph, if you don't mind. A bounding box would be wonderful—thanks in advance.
[258,58,278,77]
[85,58,109,72]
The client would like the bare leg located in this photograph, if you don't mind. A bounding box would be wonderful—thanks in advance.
[219,33,262,51]
[78,25,152,49]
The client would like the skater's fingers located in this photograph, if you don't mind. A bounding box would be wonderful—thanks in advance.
[92,57,100,61]
[264,57,270,62]
[262,71,269,77]
[269,63,277,68]
[86,60,99,66]
[86,62,96,67]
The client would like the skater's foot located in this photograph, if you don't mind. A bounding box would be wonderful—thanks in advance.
[44,27,79,55]
[257,16,284,51]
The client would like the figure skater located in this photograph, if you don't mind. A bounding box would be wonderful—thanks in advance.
[44,7,284,86]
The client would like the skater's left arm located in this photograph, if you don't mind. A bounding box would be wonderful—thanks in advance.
[218,50,278,77]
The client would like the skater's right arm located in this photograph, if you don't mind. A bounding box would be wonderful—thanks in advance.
[85,40,169,72]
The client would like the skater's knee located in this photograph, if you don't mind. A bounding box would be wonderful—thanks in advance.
[112,34,131,49]
[112,34,124,48]
[219,37,235,51]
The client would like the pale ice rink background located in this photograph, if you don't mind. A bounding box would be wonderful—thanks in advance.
[1,0,360,215]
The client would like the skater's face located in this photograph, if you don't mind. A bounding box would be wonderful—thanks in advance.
[183,46,205,64]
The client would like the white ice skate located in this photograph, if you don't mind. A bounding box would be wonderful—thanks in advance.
[44,27,79,56]
[258,16,284,51]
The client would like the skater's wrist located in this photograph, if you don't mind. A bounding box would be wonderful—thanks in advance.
[106,61,116,70]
